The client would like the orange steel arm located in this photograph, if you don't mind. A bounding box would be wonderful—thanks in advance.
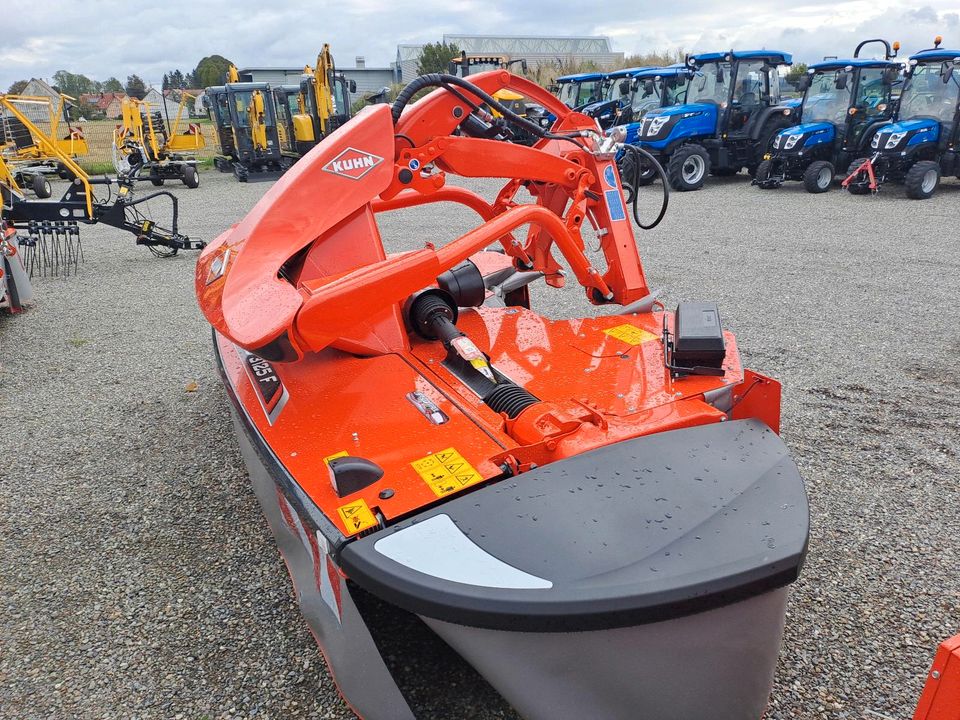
[292,204,611,353]
[197,74,652,360]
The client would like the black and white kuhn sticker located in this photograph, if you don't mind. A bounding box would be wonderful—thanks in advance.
[322,147,384,180]
[236,347,289,425]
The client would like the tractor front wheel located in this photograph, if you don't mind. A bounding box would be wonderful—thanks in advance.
[181,165,200,189]
[845,158,872,195]
[803,160,835,194]
[667,145,710,191]
[32,174,52,199]
[905,161,940,200]
[754,160,774,188]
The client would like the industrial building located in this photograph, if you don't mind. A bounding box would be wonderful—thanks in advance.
[236,59,399,105]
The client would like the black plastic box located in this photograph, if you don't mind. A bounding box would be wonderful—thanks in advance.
[674,302,726,369]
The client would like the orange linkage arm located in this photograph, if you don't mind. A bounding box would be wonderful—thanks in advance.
[388,71,650,305]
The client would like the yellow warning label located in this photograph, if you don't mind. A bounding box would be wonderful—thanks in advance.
[604,323,659,346]
[336,498,378,535]
[323,451,348,466]
[411,447,484,498]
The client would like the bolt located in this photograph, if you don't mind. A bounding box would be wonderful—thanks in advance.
[932,670,941,679]
[378,488,395,500]
[351,432,359,442]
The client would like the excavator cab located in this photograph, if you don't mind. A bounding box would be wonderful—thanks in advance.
[291,45,355,155]
[224,82,288,182]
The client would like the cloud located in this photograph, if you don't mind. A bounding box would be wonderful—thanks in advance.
[3,0,960,90]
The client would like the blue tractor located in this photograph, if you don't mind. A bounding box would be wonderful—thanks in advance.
[755,40,901,193]
[553,72,607,110]
[583,65,691,132]
[635,50,799,191]
[846,38,960,199]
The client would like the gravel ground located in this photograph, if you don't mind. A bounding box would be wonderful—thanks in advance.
[2,168,958,720]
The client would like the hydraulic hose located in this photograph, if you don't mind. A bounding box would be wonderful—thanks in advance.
[391,73,583,147]
[621,144,669,230]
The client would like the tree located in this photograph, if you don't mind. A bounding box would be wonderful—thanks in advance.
[192,55,234,89]
[125,74,147,99]
[162,72,170,90]
[786,63,809,87]
[52,70,96,99]
[103,77,123,93]
[7,79,29,94]
[418,42,461,75]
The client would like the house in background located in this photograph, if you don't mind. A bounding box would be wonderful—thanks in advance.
[142,87,183,122]
[79,92,124,119]
[17,78,60,123]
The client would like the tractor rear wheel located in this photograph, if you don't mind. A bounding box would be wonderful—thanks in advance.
[905,161,940,200]
[667,144,710,191]
[32,174,52,198]
[754,160,774,188]
[845,158,871,195]
[803,160,834,194]
[181,165,200,189]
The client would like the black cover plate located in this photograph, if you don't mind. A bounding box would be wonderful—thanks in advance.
[341,419,809,632]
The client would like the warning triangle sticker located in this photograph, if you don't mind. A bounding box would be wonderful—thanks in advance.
[436,451,455,462]
[457,474,476,485]
[342,504,360,516]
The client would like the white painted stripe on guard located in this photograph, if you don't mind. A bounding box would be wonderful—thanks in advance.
[374,514,552,589]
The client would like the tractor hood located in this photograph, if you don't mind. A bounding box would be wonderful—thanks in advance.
[638,103,718,149]
[646,102,716,119]
[871,117,940,152]
[772,121,835,152]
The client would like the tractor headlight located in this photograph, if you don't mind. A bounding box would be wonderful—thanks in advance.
[783,133,804,150]
[645,115,670,136]
[884,132,906,149]
[871,133,882,149]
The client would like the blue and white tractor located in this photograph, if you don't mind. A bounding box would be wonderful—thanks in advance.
[581,65,690,131]
[553,72,607,110]
[846,38,960,199]
[755,40,901,193]
[634,51,799,191]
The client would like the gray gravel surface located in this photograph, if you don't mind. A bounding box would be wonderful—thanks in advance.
[2,169,958,719]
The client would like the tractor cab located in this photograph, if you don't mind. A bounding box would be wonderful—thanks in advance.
[636,50,798,190]
[582,66,655,130]
[859,39,960,198]
[755,39,901,193]
[554,72,605,110]
[602,65,692,140]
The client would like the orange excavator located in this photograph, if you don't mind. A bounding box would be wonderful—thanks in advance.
[195,69,957,719]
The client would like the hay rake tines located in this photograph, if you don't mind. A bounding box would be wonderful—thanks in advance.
[19,220,82,278]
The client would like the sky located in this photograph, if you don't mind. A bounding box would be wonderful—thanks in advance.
[3,1,959,90]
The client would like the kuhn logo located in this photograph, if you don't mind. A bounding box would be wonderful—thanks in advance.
[323,147,383,180]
